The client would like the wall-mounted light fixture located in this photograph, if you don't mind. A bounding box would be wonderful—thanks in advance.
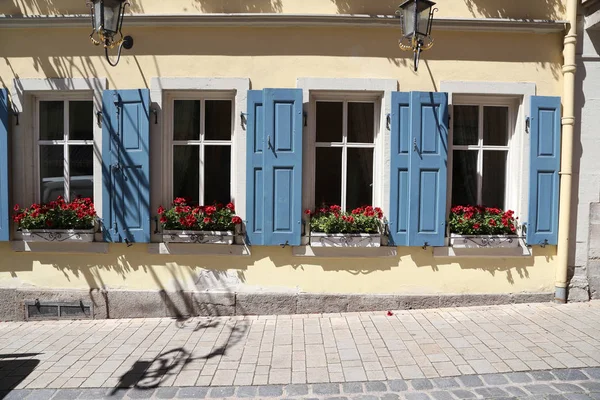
[87,0,133,67]
[397,0,437,71]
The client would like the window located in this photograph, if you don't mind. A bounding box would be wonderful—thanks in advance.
[313,99,377,210]
[36,97,94,203]
[451,99,517,209]
[169,95,233,205]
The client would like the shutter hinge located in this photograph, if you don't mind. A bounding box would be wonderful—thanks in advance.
[13,109,19,126]
[96,110,102,127]
[280,240,289,248]
[386,113,391,131]
[526,117,530,133]
[303,112,307,127]
[152,108,158,125]
[240,112,247,130]
[422,242,429,250]
[540,239,548,248]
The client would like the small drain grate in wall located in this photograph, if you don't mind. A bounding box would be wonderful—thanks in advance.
[25,300,93,320]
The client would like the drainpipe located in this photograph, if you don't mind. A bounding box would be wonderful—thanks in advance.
[555,0,579,303]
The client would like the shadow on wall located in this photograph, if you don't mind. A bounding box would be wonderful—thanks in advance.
[329,0,398,15]
[463,0,566,20]
[3,0,143,16]
[192,0,283,13]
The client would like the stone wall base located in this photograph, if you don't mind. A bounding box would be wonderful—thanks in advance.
[0,289,555,321]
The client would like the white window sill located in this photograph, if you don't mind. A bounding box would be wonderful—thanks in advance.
[433,245,532,258]
[148,243,251,256]
[11,241,109,254]
[292,245,397,258]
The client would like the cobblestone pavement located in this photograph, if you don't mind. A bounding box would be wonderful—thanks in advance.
[1,369,600,399]
[0,302,599,393]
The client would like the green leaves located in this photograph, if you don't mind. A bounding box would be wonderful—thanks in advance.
[158,199,241,231]
[306,205,383,234]
[449,205,518,235]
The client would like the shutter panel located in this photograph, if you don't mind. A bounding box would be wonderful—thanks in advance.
[389,92,411,246]
[246,90,265,245]
[408,92,449,247]
[0,89,9,242]
[102,89,151,243]
[527,96,561,246]
[262,89,303,246]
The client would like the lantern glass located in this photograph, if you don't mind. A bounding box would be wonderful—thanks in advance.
[400,0,435,38]
[102,0,124,35]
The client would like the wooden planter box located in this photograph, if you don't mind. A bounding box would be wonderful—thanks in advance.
[310,233,381,248]
[162,230,234,245]
[449,234,520,249]
[21,229,95,243]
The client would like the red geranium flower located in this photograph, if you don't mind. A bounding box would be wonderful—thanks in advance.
[304,209,312,215]
[226,202,235,211]
[160,216,167,224]
[13,204,19,211]
[157,206,165,215]
[232,216,243,225]
[203,217,212,224]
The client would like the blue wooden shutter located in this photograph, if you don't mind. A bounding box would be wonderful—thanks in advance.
[527,96,561,246]
[262,89,303,246]
[102,89,151,243]
[246,90,265,245]
[0,89,9,242]
[389,92,411,246]
[408,92,449,247]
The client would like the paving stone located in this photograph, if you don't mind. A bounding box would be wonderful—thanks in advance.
[553,383,587,392]
[313,383,341,395]
[78,389,112,399]
[342,382,365,393]
[258,385,284,397]
[554,369,590,381]
[353,396,379,400]
[404,394,431,400]
[474,387,509,398]
[583,368,600,379]
[365,381,387,392]
[525,384,560,394]
[564,394,595,400]
[177,387,209,399]
[327,397,350,400]
[431,378,459,389]
[482,373,509,385]
[379,394,400,400]
[3,391,31,400]
[580,382,600,392]
[52,389,83,400]
[155,387,179,399]
[458,375,484,387]
[208,386,235,398]
[127,388,155,398]
[285,384,310,396]
[531,371,556,381]
[386,379,408,392]
[505,386,529,397]
[452,390,477,399]
[506,372,534,383]
[547,395,569,400]
[236,386,258,398]
[410,378,433,390]
[24,389,56,400]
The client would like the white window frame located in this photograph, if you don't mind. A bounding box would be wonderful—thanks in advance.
[450,96,519,210]
[441,81,535,228]
[11,78,106,218]
[34,94,95,203]
[297,78,397,219]
[165,92,235,205]
[312,95,379,211]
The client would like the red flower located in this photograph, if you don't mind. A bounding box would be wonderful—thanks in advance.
[347,216,355,224]
[226,202,235,211]
[13,204,19,211]
[46,220,53,227]
[157,206,165,215]
[232,216,243,225]
[488,219,496,227]
[205,206,216,216]
[203,217,212,224]
[173,197,186,205]
[510,225,516,232]
[473,223,480,230]
[192,207,200,215]
[304,209,312,215]
[160,216,167,224]
[387,311,394,316]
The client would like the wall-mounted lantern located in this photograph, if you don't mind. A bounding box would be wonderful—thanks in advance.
[397,0,437,71]
[87,0,133,67]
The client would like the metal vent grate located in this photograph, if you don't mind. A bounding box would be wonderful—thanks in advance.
[25,300,93,320]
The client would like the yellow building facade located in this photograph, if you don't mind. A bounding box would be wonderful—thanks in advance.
[0,0,571,319]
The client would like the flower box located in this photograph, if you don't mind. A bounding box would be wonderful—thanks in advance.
[310,233,381,248]
[21,228,95,243]
[162,230,234,245]
[449,234,520,249]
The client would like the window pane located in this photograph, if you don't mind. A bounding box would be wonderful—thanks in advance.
[204,146,231,205]
[483,106,509,146]
[40,101,64,140]
[173,146,199,204]
[482,151,507,209]
[451,150,477,206]
[347,148,373,210]
[453,105,478,146]
[316,102,342,142]
[174,100,200,141]
[205,100,232,141]
[69,101,93,140]
[315,147,342,207]
[348,102,375,143]
[69,145,94,201]
[40,145,64,203]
